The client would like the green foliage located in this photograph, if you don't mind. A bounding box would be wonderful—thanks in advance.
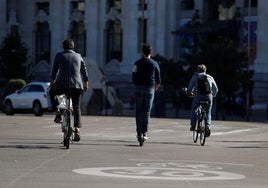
[0,32,28,80]
[185,41,251,96]
[153,55,184,87]
[4,79,26,97]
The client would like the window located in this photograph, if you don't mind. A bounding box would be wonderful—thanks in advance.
[35,22,50,62]
[71,0,85,14]
[245,0,257,7]
[107,0,121,13]
[69,21,86,56]
[106,20,122,62]
[138,0,148,11]
[36,2,49,15]
[138,18,147,50]
[29,85,44,92]
[180,0,194,10]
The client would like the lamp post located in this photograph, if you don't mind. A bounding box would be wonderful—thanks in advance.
[246,0,251,121]
[141,0,145,45]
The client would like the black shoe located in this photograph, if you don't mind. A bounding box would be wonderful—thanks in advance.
[73,130,80,142]
[48,106,58,112]
[190,126,195,131]
[205,127,211,137]
[54,114,62,123]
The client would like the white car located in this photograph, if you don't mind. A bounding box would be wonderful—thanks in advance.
[3,82,51,116]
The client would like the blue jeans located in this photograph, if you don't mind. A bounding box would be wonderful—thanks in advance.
[135,86,155,136]
[190,94,213,127]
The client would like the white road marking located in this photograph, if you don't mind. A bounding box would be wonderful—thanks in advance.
[213,128,257,135]
[73,166,245,181]
[73,161,246,181]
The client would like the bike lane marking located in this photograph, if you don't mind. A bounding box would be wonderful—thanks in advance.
[73,161,246,181]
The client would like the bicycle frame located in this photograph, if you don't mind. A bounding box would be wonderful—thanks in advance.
[61,95,73,149]
[193,100,209,146]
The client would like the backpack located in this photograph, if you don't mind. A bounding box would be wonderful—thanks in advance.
[197,74,211,95]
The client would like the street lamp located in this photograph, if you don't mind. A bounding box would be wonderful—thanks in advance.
[246,0,251,121]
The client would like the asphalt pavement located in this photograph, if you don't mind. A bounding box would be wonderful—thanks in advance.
[0,113,267,188]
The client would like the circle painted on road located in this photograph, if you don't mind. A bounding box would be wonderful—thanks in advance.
[73,166,245,181]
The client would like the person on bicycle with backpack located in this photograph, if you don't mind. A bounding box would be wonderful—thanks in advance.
[49,39,88,142]
[187,64,218,136]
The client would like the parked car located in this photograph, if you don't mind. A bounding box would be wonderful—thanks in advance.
[2,82,51,116]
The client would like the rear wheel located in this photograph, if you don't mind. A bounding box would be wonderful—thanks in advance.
[33,101,43,116]
[63,111,71,149]
[4,100,14,115]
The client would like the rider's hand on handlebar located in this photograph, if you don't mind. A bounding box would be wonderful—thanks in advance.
[188,91,194,97]
[83,81,88,91]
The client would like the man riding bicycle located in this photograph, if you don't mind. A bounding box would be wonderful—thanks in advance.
[187,64,218,136]
[49,39,88,142]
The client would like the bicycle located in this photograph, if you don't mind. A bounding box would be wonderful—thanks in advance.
[193,100,209,146]
[59,94,74,149]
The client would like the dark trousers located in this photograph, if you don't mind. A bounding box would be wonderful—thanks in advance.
[135,86,155,136]
[49,87,83,128]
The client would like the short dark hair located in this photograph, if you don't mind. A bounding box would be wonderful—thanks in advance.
[197,64,207,73]
[63,39,74,50]
[142,44,152,56]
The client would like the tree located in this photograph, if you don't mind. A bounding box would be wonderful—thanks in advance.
[184,38,254,119]
[186,40,249,96]
[0,32,28,80]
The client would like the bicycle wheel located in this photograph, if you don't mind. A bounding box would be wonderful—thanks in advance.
[63,111,71,149]
[193,123,198,143]
[199,116,206,146]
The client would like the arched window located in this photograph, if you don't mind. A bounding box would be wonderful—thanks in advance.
[106,19,122,62]
[35,22,50,62]
[107,0,121,13]
[69,21,86,56]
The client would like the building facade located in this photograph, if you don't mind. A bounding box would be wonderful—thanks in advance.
[0,0,267,109]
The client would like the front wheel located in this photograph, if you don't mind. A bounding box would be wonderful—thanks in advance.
[200,118,206,146]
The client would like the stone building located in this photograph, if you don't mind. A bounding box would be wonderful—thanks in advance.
[0,0,267,114]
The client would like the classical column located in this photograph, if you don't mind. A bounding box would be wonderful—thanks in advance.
[0,0,7,39]
[254,0,268,73]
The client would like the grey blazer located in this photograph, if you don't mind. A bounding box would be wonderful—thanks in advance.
[51,50,88,91]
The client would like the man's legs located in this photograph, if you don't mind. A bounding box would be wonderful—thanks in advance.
[141,89,154,138]
[135,87,143,137]
[190,97,199,129]
[69,89,82,142]
[70,90,82,129]
[48,86,59,111]
[205,95,213,127]
[48,86,62,123]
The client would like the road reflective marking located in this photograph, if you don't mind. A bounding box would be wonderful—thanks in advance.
[73,161,245,181]
[73,166,245,181]
[213,128,257,135]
